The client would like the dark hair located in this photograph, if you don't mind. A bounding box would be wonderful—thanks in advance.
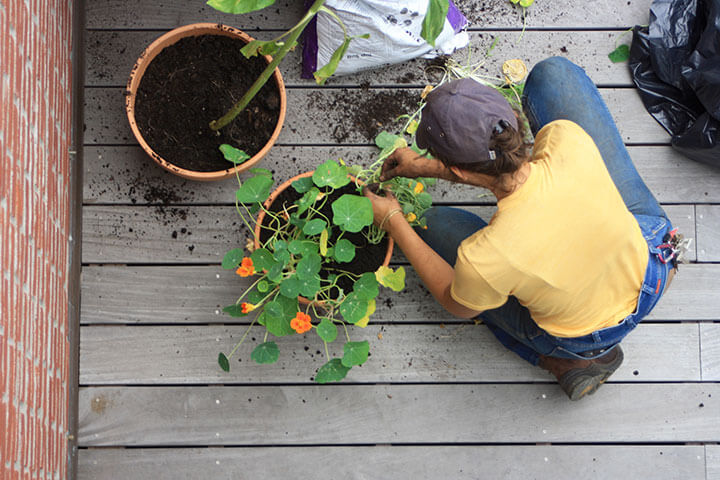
[430,110,533,190]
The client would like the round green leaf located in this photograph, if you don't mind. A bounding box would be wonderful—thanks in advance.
[279,277,302,298]
[251,342,279,364]
[236,175,273,204]
[218,352,230,372]
[296,253,321,280]
[332,195,374,232]
[288,240,319,257]
[312,160,350,189]
[303,218,327,236]
[296,187,320,215]
[219,144,250,165]
[264,300,295,336]
[316,318,338,343]
[315,358,351,384]
[251,248,276,271]
[339,292,369,324]
[221,248,245,270]
[292,176,314,193]
[342,340,369,367]
[354,272,379,300]
[207,0,276,15]
[333,238,356,263]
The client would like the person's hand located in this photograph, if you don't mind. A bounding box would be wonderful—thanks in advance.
[380,147,446,181]
[362,186,403,233]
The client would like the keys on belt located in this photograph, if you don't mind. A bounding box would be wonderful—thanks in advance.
[657,228,692,269]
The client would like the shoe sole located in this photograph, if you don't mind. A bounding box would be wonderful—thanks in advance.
[559,346,624,401]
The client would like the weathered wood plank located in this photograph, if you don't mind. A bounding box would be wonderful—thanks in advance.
[86,30,632,87]
[79,323,700,384]
[77,384,720,445]
[701,324,720,381]
[708,445,720,480]
[81,204,696,264]
[86,0,654,30]
[80,261,716,325]
[77,445,706,480]
[84,146,720,205]
[83,87,670,145]
[697,205,720,262]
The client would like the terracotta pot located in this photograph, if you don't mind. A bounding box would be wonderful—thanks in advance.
[255,171,394,305]
[125,23,287,181]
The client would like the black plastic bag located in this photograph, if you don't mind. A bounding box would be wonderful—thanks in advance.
[629,0,720,167]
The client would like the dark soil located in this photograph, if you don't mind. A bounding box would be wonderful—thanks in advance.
[134,34,281,172]
[259,182,389,297]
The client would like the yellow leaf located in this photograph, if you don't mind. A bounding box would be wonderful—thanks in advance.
[320,229,328,256]
[502,59,528,84]
[421,85,434,99]
[355,299,376,328]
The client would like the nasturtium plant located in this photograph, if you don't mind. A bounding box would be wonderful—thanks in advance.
[217,157,421,383]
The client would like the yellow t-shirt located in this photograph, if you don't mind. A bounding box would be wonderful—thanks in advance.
[450,120,649,337]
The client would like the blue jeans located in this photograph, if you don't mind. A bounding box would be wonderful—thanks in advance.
[418,57,674,365]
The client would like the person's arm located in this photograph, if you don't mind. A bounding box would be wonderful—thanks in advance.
[363,188,481,319]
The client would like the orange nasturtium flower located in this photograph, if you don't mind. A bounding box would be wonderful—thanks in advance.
[405,212,417,222]
[240,302,256,314]
[413,182,424,194]
[235,257,255,277]
[290,311,312,334]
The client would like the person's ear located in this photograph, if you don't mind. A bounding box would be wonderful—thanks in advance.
[449,165,469,180]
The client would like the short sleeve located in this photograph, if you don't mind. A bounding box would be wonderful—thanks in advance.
[451,245,508,312]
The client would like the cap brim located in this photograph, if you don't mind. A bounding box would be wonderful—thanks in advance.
[415,120,430,150]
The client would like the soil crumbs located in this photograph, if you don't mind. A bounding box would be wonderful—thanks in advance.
[134,34,280,172]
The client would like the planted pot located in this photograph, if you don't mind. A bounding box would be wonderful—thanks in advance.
[255,170,394,304]
[126,23,286,181]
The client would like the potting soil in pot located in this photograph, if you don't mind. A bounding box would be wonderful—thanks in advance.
[259,183,389,298]
[134,34,281,172]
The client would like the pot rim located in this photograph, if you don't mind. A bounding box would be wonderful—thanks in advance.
[125,23,287,181]
[253,171,395,305]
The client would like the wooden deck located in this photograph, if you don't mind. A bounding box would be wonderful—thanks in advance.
[78,1,720,478]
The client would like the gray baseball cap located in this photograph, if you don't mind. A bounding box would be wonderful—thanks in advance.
[416,78,518,164]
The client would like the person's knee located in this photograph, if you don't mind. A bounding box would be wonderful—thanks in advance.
[527,56,575,85]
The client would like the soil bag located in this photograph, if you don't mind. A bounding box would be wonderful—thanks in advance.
[629,0,720,167]
[302,0,469,78]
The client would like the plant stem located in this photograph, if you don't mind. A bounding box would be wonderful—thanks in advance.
[209,0,327,131]
[227,317,256,360]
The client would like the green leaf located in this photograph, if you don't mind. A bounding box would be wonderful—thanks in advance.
[315,358,351,383]
[221,248,245,270]
[339,292,369,324]
[416,192,433,209]
[332,194,374,232]
[257,280,270,293]
[241,39,287,58]
[342,340,369,367]
[375,266,406,292]
[291,176,314,193]
[279,276,302,298]
[312,160,350,189]
[267,261,284,283]
[297,275,321,298]
[251,248,276,271]
[236,175,273,204]
[251,342,279,364]
[264,300,295,337]
[355,299,376,328]
[218,352,230,372]
[333,238,356,263]
[206,0,276,14]
[303,218,327,236]
[353,272,379,300]
[249,167,272,178]
[316,318,338,343]
[296,187,320,215]
[519,0,534,7]
[405,119,419,135]
[313,36,352,85]
[223,304,248,317]
[375,131,398,149]
[296,253,321,280]
[421,0,449,47]
[219,144,251,165]
[288,240,319,257]
[608,44,630,63]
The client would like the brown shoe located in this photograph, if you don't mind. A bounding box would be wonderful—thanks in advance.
[539,346,624,401]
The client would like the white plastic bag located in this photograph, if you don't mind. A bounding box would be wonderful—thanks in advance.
[302,0,469,78]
